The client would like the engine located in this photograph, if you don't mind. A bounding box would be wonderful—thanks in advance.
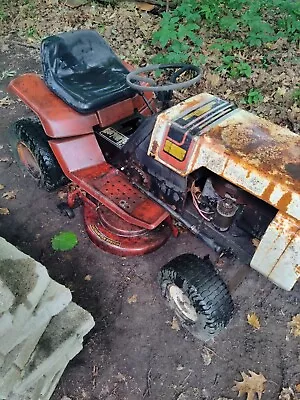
[186,174,277,259]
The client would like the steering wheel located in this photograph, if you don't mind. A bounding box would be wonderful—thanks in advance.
[126,64,202,92]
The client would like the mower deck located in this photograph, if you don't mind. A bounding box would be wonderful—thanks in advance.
[84,203,171,256]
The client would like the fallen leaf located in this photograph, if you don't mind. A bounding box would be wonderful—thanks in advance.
[247,312,261,330]
[233,371,267,400]
[206,72,221,88]
[136,2,155,12]
[115,372,126,382]
[177,388,201,399]
[65,0,88,8]
[295,384,300,393]
[0,69,16,80]
[201,346,213,366]
[0,44,9,52]
[279,387,295,400]
[0,184,4,190]
[171,316,180,331]
[251,238,260,248]
[2,190,17,200]
[84,274,92,281]
[0,96,14,107]
[51,231,78,251]
[57,190,67,200]
[276,87,287,97]
[288,314,300,337]
[217,398,234,400]
[127,294,137,304]
[0,207,10,215]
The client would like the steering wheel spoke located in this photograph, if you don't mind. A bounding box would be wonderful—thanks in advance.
[126,63,202,93]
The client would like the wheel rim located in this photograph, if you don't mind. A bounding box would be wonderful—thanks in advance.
[17,141,41,180]
[168,284,198,322]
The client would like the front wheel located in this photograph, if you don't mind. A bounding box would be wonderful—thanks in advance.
[9,118,67,191]
[158,254,234,341]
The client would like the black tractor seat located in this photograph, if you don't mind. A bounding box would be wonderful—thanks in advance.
[41,30,137,114]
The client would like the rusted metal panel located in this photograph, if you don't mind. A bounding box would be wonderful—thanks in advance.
[268,231,300,290]
[250,212,299,290]
[149,93,300,220]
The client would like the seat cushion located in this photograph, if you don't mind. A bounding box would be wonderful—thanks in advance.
[41,30,136,114]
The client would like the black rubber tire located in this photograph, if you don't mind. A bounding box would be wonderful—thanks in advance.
[57,202,75,219]
[9,118,67,191]
[158,253,234,341]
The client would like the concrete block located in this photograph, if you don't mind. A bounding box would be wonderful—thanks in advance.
[0,237,94,400]
[42,366,66,400]
[14,302,94,393]
[7,362,68,400]
[0,365,21,399]
[0,279,14,314]
[0,238,50,317]
[0,322,48,371]
[0,312,13,337]
[0,280,72,354]
[12,341,82,398]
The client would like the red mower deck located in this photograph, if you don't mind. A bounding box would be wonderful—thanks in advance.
[84,203,171,256]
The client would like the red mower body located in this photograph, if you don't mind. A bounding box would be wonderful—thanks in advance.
[8,71,172,256]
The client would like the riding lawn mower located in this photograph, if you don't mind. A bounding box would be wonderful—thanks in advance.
[7,30,300,340]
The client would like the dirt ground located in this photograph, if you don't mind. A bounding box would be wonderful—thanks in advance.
[0,42,300,400]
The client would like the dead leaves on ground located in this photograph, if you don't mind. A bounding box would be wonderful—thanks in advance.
[171,316,180,331]
[0,96,14,107]
[246,311,300,337]
[201,346,215,366]
[279,387,296,400]
[233,370,267,400]
[57,189,68,200]
[0,157,10,162]
[0,187,17,216]
[136,2,155,12]
[247,312,261,330]
[251,238,260,248]
[2,190,17,200]
[205,72,221,88]
[288,314,300,337]
[127,294,137,304]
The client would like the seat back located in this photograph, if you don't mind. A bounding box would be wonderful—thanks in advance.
[40,30,136,114]
[41,30,129,82]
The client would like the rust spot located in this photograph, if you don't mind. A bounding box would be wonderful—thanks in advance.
[285,162,300,180]
[206,112,300,195]
[262,182,275,202]
[151,140,159,155]
[276,192,292,211]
